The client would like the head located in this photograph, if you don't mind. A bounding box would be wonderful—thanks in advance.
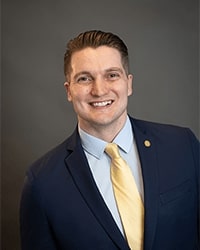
[64,30,130,82]
[63,30,133,140]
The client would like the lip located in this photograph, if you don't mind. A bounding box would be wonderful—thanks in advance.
[89,100,113,107]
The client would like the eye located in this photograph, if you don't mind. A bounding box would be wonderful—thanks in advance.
[76,75,93,84]
[106,72,120,81]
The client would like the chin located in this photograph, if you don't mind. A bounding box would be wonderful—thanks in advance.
[92,116,122,127]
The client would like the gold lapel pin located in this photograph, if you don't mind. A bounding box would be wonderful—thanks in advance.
[144,140,151,147]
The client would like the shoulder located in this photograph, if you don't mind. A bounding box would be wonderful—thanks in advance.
[129,116,199,156]
[26,128,80,181]
[129,116,198,139]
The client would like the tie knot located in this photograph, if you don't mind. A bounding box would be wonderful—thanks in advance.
[105,143,120,159]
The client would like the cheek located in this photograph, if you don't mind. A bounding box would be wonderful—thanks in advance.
[118,85,131,98]
[68,87,90,103]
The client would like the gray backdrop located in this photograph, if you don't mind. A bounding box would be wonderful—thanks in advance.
[2,0,199,249]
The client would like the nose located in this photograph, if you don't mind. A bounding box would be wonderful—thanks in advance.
[91,76,109,96]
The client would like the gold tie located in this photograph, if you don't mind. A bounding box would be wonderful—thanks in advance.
[105,143,144,250]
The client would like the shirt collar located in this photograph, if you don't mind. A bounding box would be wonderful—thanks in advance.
[113,117,133,153]
[79,116,133,159]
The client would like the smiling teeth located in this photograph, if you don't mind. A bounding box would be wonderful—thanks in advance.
[92,100,112,107]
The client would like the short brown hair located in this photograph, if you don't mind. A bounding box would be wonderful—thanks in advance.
[64,30,130,81]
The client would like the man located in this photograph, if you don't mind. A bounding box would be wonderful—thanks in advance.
[20,30,199,250]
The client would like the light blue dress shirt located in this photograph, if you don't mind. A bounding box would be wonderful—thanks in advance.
[79,116,144,234]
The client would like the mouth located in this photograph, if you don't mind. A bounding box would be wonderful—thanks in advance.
[90,100,113,107]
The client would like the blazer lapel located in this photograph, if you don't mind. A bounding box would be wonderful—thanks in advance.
[64,130,130,250]
[131,119,159,250]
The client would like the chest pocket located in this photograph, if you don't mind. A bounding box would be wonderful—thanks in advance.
[160,179,192,205]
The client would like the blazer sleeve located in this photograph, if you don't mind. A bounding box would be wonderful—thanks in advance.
[188,129,200,250]
[20,171,57,250]
[188,129,200,248]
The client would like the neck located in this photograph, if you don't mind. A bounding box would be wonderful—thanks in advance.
[79,116,127,142]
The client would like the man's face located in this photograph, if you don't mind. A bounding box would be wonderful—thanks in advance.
[64,46,133,135]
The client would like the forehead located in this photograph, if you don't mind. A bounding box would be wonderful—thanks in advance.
[70,46,123,72]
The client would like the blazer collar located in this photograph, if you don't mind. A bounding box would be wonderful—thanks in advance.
[65,127,130,250]
[130,117,159,250]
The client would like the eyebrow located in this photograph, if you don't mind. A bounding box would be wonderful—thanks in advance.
[73,71,91,80]
[105,67,124,74]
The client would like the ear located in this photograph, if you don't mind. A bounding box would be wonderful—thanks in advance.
[64,82,72,102]
[127,74,133,96]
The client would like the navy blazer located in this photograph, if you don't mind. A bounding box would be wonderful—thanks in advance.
[20,117,200,250]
